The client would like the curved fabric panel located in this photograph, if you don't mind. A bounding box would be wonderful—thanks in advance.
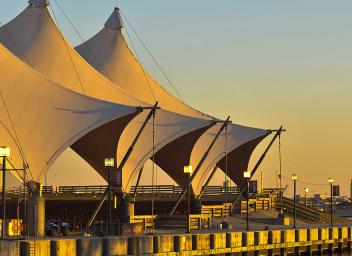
[75,8,270,193]
[71,112,139,183]
[0,5,143,107]
[75,22,207,119]
[216,135,268,188]
[0,43,137,181]
[0,4,211,191]
[119,110,210,192]
[153,124,213,189]
[191,124,270,194]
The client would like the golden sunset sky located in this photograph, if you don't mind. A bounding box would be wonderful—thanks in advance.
[2,0,352,196]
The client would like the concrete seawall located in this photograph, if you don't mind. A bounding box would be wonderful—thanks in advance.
[14,226,352,255]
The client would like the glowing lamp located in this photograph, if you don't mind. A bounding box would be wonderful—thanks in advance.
[291,174,298,181]
[184,165,192,174]
[243,171,251,179]
[0,147,10,157]
[104,158,115,167]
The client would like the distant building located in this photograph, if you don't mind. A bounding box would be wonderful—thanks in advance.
[333,185,340,197]
[249,180,258,194]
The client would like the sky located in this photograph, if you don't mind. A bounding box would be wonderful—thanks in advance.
[1,0,352,196]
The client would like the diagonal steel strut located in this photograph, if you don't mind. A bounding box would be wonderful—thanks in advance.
[169,116,231,215]
[83,102,159,233]
[230,126,284,212]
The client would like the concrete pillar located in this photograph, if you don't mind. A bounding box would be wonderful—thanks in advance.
[192,234,198,250]
[27,195,45,237]
[50,239,76,256]
[153,235,173,253]
[0,240,18,255]
[77,238,103,256]
[19,241,30,256]
[120,197,134,223]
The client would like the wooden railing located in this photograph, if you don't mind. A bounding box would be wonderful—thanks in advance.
[240,197,276,214]
[201,203,232,218]
[129,215,156,229]
[189,214,211,230]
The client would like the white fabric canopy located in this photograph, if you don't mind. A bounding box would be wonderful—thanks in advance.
[0,43,137,182]
[75,8,270,193]
[0,4,211,191]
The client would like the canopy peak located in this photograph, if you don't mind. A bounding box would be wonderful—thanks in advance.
[28,0,49,7]
[105,7,123,30]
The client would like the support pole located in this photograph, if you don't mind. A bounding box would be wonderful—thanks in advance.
[231,126,283,211]
[83,103,159,234]
[246,179,249,231]
[186,172,191,233]
[108,167,112,235]
[196,166,219,201]
[293,179,297,228]
[330,182,333,227]
[1,156,6,239]
[169,116,231,215]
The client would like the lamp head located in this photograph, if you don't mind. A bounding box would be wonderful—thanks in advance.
[184,165,192,174]
[328,177,334,184]
[104,158,115,167]
[291,174,298,181]
[304,187,309,193]
[0,146,10,157]
[243,171,251,179]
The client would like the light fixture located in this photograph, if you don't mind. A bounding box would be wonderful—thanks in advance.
[328,177,334,184]
[0,147,10,157]
[291,174,298,181]
[184,165,192,174]
[304,187,309,193]
[243,171,251,179]
[104,158,115,167]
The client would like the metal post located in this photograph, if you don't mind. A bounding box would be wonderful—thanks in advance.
[246,179,249,231]
[279,134,284,215]
[330,183,333,227]
[108,167,112,235]
[187,172,191,233]
[304,189,307,206]
[1,156,6,239]
[293,180,296,228]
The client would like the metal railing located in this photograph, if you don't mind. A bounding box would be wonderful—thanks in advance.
[6,185,281,198]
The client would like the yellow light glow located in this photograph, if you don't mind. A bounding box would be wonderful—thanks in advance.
[304,187,309,193]
[0,147,10,157]
[243,171,251,178]
[291,174,298,181]
[104,158,115,167]
[184,165,192,174]
[328,177,334,184]
[114,196,117,209]
[39,184,43,197]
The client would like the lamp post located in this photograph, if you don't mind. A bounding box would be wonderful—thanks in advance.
[104,157,115,236]
[184,165,192,233]
[0,146,10,239]
[328,177,334,227]
[291,174,297,228]
[304,187,309,206]
[243,171,251,231]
